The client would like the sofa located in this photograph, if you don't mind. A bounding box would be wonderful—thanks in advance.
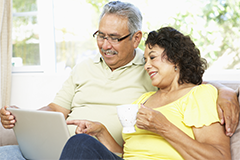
[0,81,240,159]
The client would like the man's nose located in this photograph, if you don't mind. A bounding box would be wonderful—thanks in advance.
[102,38,112,50]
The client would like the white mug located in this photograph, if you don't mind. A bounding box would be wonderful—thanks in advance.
[116,104,139,133]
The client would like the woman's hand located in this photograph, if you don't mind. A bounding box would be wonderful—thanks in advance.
[136,104,170,135]
[67,120,105,137]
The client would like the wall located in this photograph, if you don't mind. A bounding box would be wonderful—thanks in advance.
[10,73,69,110]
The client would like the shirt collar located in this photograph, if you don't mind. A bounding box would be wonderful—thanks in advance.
[130,48,145,66]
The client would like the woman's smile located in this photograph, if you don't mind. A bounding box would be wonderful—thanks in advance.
[149,71,158,79]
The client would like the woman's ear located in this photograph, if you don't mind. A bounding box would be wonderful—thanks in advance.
[133,31,142,48]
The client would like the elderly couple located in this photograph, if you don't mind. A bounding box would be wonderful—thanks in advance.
[1,1,239,160]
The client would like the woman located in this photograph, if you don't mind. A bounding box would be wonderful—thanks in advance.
[60,27,231,160]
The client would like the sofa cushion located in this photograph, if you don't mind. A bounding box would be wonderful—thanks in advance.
[0,118,18,146]
[230,85,240,160]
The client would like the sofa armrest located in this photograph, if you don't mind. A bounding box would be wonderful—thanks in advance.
[231,85,240,160]
[0,118,18,146]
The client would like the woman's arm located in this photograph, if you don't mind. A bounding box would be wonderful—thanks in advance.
[164,121,230,160]
[66,120,123,154]
[137,105,231,160]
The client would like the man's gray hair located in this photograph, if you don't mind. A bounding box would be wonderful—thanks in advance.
[100,1,142,36]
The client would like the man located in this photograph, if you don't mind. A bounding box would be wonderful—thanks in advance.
[0,1,239,159]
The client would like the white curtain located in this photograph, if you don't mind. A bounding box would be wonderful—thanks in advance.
[0,0,17,146]
[0,0,12,108]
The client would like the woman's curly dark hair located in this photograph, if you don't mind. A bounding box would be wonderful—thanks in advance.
[145,26,208,85]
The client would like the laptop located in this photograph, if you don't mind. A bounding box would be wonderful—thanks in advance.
[7,108,70,160]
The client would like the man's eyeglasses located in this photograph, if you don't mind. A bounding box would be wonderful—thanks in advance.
[93,30,131,44]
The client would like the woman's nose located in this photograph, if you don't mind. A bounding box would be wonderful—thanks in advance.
[144,61,152,70]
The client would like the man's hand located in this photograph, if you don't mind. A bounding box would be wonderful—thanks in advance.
[67,120,105,137]
[0,106,19,129]
[67,119,123,153]
[217,87,239,136]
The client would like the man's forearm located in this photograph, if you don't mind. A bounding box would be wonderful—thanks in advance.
[204,81,231,90]
[38,103,70,119]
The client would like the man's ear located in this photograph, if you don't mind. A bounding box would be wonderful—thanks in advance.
[133,31,142,48]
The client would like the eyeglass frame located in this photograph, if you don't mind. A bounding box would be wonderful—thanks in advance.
[93,30,132,43]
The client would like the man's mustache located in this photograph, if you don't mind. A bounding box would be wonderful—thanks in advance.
[101,49,118,55]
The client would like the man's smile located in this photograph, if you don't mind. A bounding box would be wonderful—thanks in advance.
[101,49,118,56]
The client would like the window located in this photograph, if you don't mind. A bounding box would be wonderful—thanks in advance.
[12,0,55,73]
[12,0,40,72]
[53,0,100,73]
[12,0,240,80]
